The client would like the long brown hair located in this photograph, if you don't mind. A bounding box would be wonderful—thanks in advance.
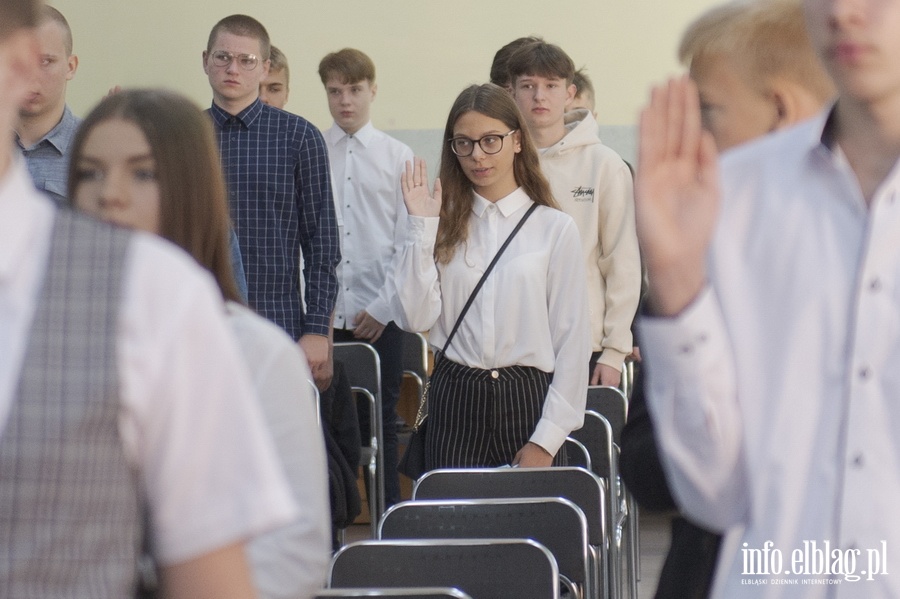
[68,89,242,303]
[436,83,558,264]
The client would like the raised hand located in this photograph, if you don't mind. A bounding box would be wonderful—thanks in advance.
[401,157,442,218]
[636,76,721,316]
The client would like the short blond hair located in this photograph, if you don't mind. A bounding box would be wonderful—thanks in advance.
[269,45,289,83]
[679,0,833,102]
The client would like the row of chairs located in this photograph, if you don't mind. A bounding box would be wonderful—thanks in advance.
[323,467,607,599]
[332,335,638,598]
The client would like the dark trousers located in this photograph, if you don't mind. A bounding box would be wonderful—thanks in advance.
[425,358,564,469]
[334,323,403,507]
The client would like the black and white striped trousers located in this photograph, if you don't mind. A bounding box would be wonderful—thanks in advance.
[424,357,566,469]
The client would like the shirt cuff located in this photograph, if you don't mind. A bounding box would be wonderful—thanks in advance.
[302,313,331,337]
[406,215,439,245]
[638,285,727,391]
[530,417,569,458]
[365,298,392,327]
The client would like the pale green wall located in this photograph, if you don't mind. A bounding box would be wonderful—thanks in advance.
[54,0,721,135]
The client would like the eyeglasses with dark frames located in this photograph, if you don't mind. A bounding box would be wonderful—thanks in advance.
[448,129,517,157]
[209,50,260,71]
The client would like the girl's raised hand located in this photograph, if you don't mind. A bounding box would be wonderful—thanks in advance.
[401,157,442,218]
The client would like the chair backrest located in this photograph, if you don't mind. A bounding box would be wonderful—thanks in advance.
[308,378,322,427]
[412,467,606,546]
[585,385,627,446]
[334,342,383,400]
[334,341,385,520]
[564,436,592,471]
[400,331,429,384]
[378,498,589,588]
[570,410,615,480]
[328,539,559,599]
[316,588,471,598]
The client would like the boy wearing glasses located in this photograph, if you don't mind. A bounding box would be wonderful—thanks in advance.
[318,48,412,506]
[509,41,641,388]
[203,15,340,390]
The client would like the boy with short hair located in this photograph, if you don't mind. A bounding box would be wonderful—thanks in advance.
[570,68,596,117]
[203,15,340,389]
[15,5,79,203]
[318,47,413,508]
[489,35,542,90]
[259,44,290,109]
[679,0,834,150]
[509,41,641,388]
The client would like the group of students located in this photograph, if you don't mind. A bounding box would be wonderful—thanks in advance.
[4,1,642,597]
[8,0,900,597]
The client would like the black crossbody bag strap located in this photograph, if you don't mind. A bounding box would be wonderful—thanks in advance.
[440,202,538,355]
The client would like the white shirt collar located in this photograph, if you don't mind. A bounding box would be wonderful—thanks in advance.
[326,121,375,148]
[471,187,532,218]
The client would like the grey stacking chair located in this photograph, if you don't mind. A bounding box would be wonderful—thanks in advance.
[412,467,608,599]
[316,588,471,598]
[571,411,623,598]
[379,498,593,599]
[400,331,429,403]
[585,386,627,444]
[328,539,559,599]
[333,342,384,532]
[586,386,640,598]
[565,436,592,472]
[309,378,322,428]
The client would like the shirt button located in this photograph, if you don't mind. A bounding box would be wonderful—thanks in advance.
[870,278,883,292]
[859,366,871,380]
[491,370,500,380]
[853,454,865,468]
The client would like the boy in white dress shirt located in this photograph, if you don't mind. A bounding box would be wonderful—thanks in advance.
[637,0,900,595]
[319,47,413,507]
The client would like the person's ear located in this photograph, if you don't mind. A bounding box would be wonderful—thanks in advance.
[768,78,822,131]
[202,50,209,75]
[513,129,522,153]
[371,81,378,101]
[565,82,576,108]
[770,86,793,131]
[66,54,78,80]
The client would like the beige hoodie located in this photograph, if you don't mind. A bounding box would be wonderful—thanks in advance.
[539,108,641,369]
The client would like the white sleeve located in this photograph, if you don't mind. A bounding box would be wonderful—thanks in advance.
[530,218,591,455]
[638,286,748,531]
[118,237,297,566]
[366,146,414,326]
[595,159,641,367]
[237,315,330,599]
[391,214,442,333]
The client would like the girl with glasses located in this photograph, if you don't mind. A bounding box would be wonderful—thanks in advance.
[395,83,590,470]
